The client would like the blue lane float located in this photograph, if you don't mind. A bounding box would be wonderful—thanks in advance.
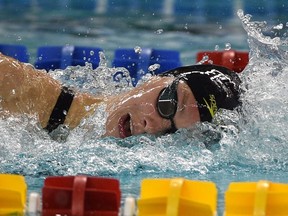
[112,48,181,86]
[34,46,103,71]
[0,44,29,63]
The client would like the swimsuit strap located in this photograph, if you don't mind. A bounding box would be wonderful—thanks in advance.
[44,86,75,133]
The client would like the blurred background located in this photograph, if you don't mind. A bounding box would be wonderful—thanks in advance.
[0,0,287,65]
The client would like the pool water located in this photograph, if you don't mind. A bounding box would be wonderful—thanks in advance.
[1,8,288,215]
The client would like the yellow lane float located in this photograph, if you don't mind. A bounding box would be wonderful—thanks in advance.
[225,180,288,216]
[0,174,27,215]
[137,178,217,216]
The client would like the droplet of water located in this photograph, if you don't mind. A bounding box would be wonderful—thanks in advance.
[139,69,145,75]
[237,9,244,19]
[98,51,107,67]
[225,43,232,50]
[203,55,209,61]
[134,46,142,54]
[155,29,164,34]
[148,64,160,72]
[215,45,219,51]
[197,55,209,64]
[90,50,94,56]
[273,23,283,30]
[114,72,124,82]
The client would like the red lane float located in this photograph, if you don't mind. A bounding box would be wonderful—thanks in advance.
[42,175,121,216]
[196,50,249,73]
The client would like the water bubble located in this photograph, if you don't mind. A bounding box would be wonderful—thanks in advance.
[98,51,107,67]
[85,106,91,111]
[155,29,164,34]
[273,23,283,30]
[203,55,209,61]
[184,23,188,30]
[237,9,244,19]
[134,46,142,54]
[225,43,232,50]
[215,45,219,51]
[148,64,160,72]
[197,55,209,64]
[113,72,124,82]
[139,69,145,75]
[90,50,94,56]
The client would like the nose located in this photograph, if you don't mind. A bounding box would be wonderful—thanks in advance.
[134,102,171,135]
[142,115,170,135]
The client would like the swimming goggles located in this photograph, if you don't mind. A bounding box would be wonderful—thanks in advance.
[156,79,180,133]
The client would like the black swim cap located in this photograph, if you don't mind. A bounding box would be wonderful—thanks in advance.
[160,64,241,122]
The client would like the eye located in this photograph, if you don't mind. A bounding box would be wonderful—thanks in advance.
[157,86,178,119]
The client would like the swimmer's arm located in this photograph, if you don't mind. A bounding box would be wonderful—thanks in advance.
[0,53,62,127]
[65,92,103,128]
[0,53,102,129]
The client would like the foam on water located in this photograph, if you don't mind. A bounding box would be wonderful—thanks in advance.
[0,11,288,213]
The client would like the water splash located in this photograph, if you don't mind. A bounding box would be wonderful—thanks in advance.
[1,12,288,180]
[49,52,133,97]
[232,9,288,172]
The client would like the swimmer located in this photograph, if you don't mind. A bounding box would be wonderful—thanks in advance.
[0,53,241,138]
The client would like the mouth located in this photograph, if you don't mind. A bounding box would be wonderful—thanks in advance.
[118,114,132,138]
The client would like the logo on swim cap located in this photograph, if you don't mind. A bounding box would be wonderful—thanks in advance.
[203,94,217,118]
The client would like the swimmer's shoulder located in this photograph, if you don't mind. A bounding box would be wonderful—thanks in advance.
[64,92,104,128]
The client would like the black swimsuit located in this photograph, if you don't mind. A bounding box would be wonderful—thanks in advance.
[44,86,74,133]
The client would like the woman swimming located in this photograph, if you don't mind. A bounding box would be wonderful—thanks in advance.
[0,53,241,138]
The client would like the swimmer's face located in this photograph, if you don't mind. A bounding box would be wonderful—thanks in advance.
[104,76,200,138]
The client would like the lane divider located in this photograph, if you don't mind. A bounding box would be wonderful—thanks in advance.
[0,44,249,86]
[1,174,288,215]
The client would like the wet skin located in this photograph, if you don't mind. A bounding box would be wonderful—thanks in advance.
[0,54,200,139]
[104,76,200,138]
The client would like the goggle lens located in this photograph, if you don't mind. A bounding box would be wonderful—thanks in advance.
[157,80,179,119]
